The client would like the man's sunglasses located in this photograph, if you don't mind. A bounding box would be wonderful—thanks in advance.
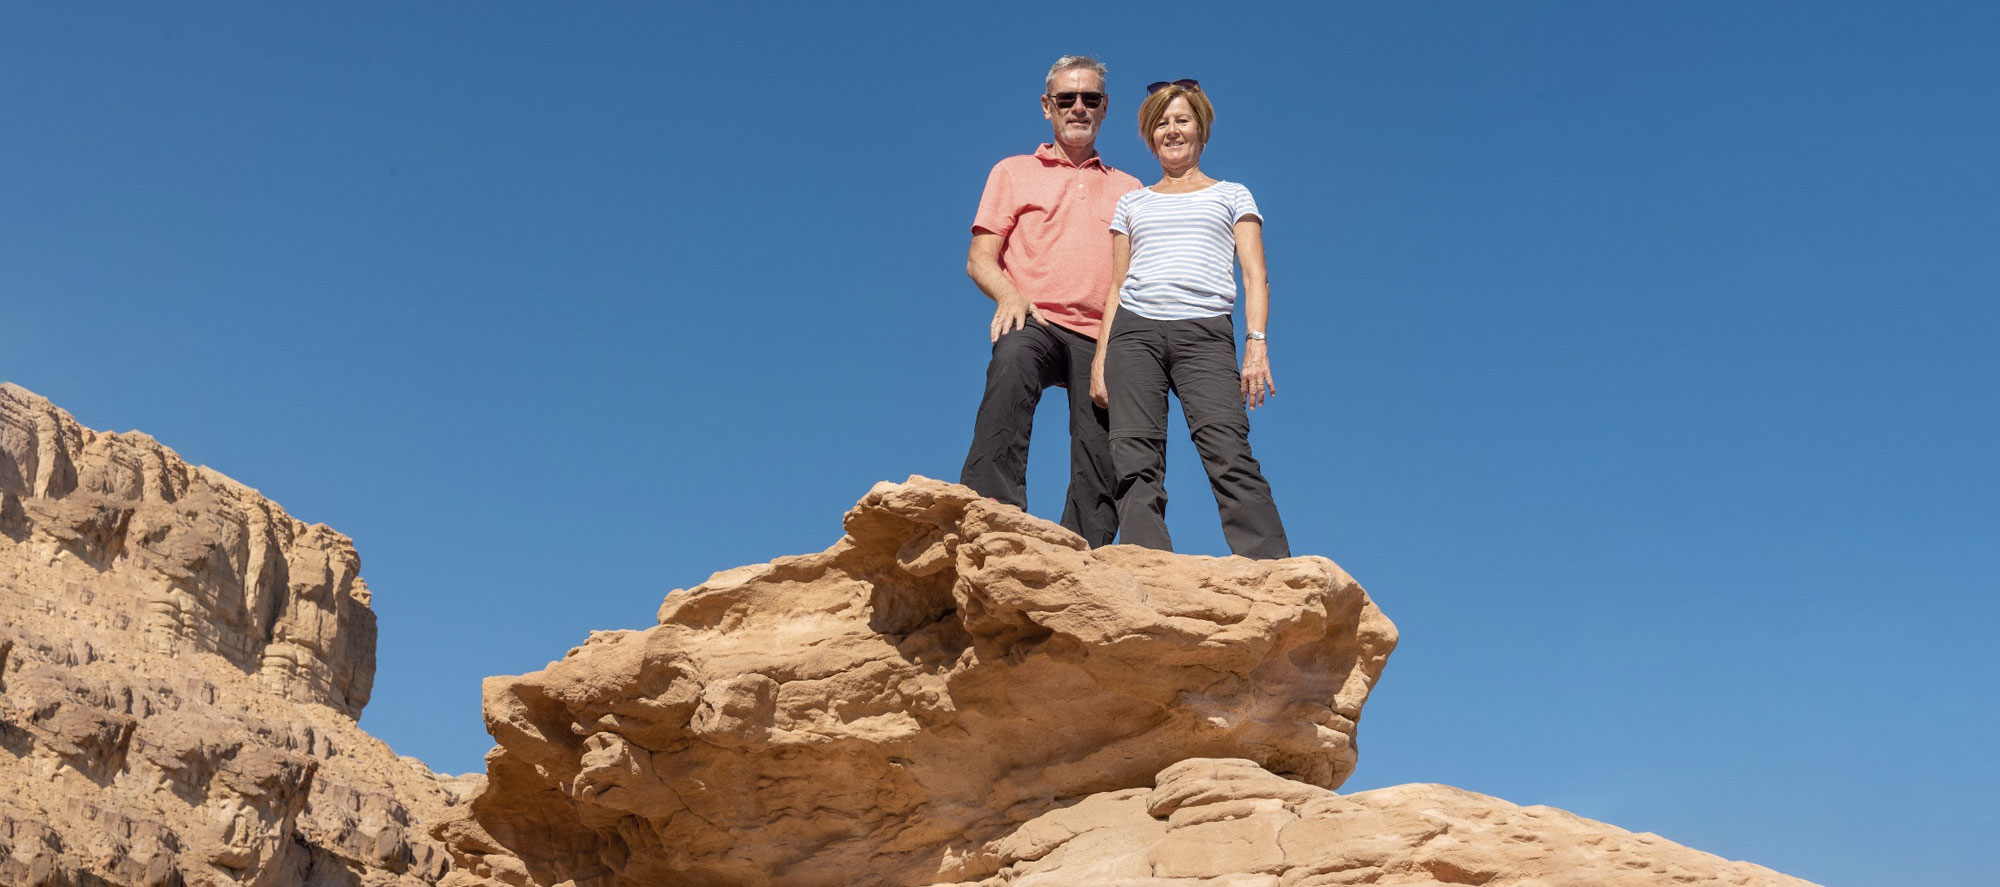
[1047,91,1106,109]
[1146,78,1202,94]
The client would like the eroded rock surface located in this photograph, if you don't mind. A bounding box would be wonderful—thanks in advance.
[0,383,471,886]
[935,757,1818,887]
[0,384,371,716]
[443,477,1819,887]
[3,383,1818,887]
[441,477,1398,887]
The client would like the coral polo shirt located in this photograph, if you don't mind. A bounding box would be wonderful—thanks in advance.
[972,144,1142,340]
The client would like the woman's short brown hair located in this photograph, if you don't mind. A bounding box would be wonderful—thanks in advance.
[1137,84,1215,153]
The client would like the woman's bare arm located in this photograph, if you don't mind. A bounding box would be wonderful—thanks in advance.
[1091,232,1132,409]
[1235,217,1275,409]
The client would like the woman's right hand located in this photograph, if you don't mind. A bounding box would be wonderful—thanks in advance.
[1090,362,1109,409]
[1241,340,1276,410]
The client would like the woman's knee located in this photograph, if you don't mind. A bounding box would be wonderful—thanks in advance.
[1190,423,1266,474]
[1110,436,1167,479]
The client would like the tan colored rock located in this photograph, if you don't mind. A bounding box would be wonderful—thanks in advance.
[1,384,1818,887]
[442,477,1819,887]
[0,383,470,886]
[937,757,1818,887]
[443,476,1399,887]
[0,383,372,716]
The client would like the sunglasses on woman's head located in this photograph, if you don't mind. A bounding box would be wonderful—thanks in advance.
[1048,91,1106,109]
[1146,79,1201,94]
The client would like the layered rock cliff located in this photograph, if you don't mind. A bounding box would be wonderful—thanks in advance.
[0,383,467,887]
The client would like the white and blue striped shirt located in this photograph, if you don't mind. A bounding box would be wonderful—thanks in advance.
[1109,181,1261,321]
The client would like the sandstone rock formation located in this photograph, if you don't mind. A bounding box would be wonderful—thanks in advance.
[0,383,469,887]
[440,477,1399,887]
[441,477,1819,887]
[932,757,1815,887]
[2,384,1819,887]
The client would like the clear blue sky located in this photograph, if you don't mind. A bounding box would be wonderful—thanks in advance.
[5,4,1994,885]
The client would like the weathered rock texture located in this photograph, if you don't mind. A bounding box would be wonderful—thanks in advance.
[934,757,1816,887]
[0,383,470,887]
[442,477,1818,887]
[2,384,1819,887]
[440,477,1398,887]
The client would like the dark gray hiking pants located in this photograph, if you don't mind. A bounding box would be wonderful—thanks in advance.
[959,320,1117,547]
[1104,312,1290,559]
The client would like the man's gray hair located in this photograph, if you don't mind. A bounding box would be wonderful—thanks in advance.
[1045,54,1108,91]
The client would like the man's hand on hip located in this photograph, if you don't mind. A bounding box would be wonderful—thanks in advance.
[991,297,1047,343]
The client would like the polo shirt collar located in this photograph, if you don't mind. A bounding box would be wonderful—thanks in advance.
[1036,142,1106,170]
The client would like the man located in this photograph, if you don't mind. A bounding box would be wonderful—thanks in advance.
[960,55,1142,547]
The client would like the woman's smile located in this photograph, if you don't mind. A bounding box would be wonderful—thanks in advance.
[1151,96,1202,166]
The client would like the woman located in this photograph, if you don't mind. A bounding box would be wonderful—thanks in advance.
[1089,80,1289,559]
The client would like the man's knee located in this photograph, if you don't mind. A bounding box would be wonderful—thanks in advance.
[986,326,1058,388]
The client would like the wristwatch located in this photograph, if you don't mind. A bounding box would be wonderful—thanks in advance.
[1245,330,1267,342]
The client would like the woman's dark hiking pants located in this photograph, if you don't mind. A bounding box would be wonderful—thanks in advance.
[1104,312,1290,559]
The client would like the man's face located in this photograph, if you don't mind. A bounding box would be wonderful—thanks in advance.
[1041,67,1107,152]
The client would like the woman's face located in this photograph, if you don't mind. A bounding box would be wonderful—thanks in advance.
[1151,95,1201,166]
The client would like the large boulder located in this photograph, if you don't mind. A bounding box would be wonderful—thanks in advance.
[440,477,1398,887]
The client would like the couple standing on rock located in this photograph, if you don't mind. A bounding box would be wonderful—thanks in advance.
[959,55,1290,559]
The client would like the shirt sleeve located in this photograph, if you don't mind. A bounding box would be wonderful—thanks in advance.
[1230,183,1263,225]
[1109,191,1133,236]
[971,161,1017,236]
